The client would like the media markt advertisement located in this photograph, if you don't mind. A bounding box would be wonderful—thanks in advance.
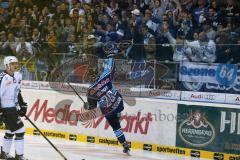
[176,104,240,155]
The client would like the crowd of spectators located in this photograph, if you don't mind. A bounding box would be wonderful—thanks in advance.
[0,0,240,76]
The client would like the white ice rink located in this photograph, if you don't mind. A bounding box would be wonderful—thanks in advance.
[0,131,209,160]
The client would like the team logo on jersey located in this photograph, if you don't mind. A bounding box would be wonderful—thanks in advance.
[178,111,215,147]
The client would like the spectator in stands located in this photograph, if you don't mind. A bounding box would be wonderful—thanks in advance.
[64,17,75,40]
[41,6,51,18]
[215,32,233,63]
[126,22,145,61]
[144,9,160,33]
[15,35,35,80]
[142,25,156,61]
[83,3,94,34]
[174,9,193,39]
[118,0,129,21]
[207,7,220,31]
[193,31,199,41]
[92,4,102,23]
[46,30,57,53]
[77,12,87,40]
[155,21,173,62]
[0,7,8,29]
[65,33,79,57]
[185,31,216,63]
[0,30,6,41]
[165,25,193,62]
[71,8,80,29]
[210,0,221,16]
[15,12,22,27]
[131,8,142,27]
[102,14,111,27]
[179,0,194,11]
[16,35,33,61]
[69,1,82,16]
[105,23,119,43]
[193,0,208,26]
[8,18,21,37]
[112,14,124,36]
[224,0,238,19]
[202,20,216,40]
[84,34,98,56]
[2,32,18,55]
[31,28,43,55]
[0,31,7,55]
[46,18,56,34]
[151,0,167,21]
[166,0,181,13]
[105,0,119,18]
[25,7,38,29]
[54,20,65,52]
[32,4,40,18]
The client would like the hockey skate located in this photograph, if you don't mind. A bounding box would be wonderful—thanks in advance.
[0,146,15,160]
[15,155,28,160]
[122,142,130,156]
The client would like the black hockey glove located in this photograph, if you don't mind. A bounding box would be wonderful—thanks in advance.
[18,91,28,117]
[18,102,28,117]
[85,88,98,110]
[83,102,90,110]
[84,101,97,110]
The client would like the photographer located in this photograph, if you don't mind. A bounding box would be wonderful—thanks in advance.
[31,28,44,55]
[16,35,34,80]
[16,35,33,61]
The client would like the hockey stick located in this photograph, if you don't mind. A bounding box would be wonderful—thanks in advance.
[24,115,68,160]
[67,81,86,104]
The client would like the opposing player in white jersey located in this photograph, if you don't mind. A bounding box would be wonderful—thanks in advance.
[0,56,28,160]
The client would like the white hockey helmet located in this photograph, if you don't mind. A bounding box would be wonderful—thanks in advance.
[4,56,18,69]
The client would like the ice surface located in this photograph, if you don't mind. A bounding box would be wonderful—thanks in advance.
[0,131,208,160]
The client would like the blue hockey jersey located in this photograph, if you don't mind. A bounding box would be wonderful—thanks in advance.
[87,58,124,116]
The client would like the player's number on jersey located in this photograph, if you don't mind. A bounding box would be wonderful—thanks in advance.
[100,90,116,108]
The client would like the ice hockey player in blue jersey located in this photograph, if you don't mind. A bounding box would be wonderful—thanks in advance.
[84,57,130,155]
[0,56,28,160]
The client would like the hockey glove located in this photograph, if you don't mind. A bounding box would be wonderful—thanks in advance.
[83,102,90,110]
[86,90,98,110]
[84,102,97,110]
[18,102,28,117]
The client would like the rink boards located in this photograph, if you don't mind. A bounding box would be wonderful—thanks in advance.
[10,81,240,159]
